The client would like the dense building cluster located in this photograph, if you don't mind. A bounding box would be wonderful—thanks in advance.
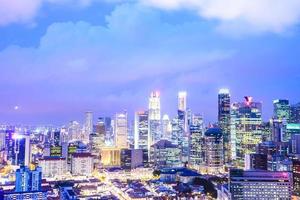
[0,90,300,199]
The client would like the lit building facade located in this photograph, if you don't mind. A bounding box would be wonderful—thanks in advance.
[71,153,94,176]
[39,157,67,178]
[231,97,262,167]
[189,124,204,166]
[229,169,293,199]
[115,111,128,149]
[150,140,181,168]
[273,99,290,121]
[15,166,42,192]
[148,91,162,144]
[218,89,231,165]
[204,128,224,174]
[84,111,93,142]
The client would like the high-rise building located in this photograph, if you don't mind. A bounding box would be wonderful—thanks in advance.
[134,111,149,163]
[290,134,300,154]
[178,91,187,112]
[291,103,300,123]
[229,169,293,199]
[148,91,161,144]
[231,96,262,167]
[134,111,149,149]
[150,140,181,168]
[273,99,290,121]
[8,134,31,166]
[271,118,284,142]
[68,121,81,142]
[162,114,172,140]
[204,128,224,174]
[149,91,161,121]
[84,111,93,137]
[189,124,204,166]
[15,166,42,192]
[218,89,231,165]
[115,111,128,148]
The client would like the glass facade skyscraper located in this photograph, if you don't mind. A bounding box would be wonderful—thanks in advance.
[218,89,231,165]
[231,97,262,167]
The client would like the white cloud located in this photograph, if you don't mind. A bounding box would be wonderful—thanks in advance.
[141,0,300,33]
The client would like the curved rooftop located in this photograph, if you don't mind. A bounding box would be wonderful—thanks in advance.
[205,128,223,138]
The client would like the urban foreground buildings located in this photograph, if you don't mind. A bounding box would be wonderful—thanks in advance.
[0,90,300,199]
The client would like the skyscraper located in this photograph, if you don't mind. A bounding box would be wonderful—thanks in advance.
[231,96,262,167]
[68,121,81,141]
[84,111,93,137]
[148,91,161,144]
[115,111,128,148]
[218,88,231,165]
[291,103,300,123]
[273,99,290,121]
[189,124,204,167]
[15,166,42,192]
[9,134,31,166]
[162,114,172,140]
[178,91,187,113]
[204,128,224,174]
[149,91,161,121]
[134,111,150,163]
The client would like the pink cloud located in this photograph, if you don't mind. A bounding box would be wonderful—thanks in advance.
[0,0,42,26]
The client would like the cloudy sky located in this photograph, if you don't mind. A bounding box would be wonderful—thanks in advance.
[0,0,300,125]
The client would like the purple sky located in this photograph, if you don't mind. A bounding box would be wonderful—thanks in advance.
[0,1,300,125]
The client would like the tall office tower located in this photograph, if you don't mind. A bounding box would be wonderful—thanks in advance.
[291,103,300,123]
[84,111,93,138]
[15,166,42,192]
[178,91,187,112]
[273,99,290,121]
[134,111,149,150]
[189,124,204,167]
[148,91,161,144]
[8,134,31,166]
[231,96,262,167]
[150,140,181,168]
[218,88,231,165]
[68,121,81,141]
[204,128,224,174]
[290,134,300,154]
[271,118,284,142]
[178,91,188,131]
[104,117,112,142]
[293,160,300,196]
[95,117,106,139]
[261,122,272,142]
[229,169,293,199]
[53,130,61,146]
[177,91,189,163]
[90,118,106,168]
[162,114,172,140]
[115,111,128,148]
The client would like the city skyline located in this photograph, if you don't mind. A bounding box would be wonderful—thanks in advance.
[1,1,300,124]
